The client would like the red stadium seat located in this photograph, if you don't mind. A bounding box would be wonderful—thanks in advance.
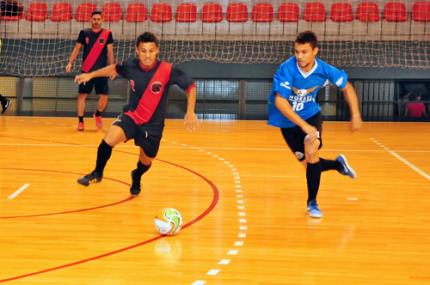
[25,2,48,22]
[412,1,430,22]
[330,2,353,22]
[76,3,97,22]
[251,3,274,23]
[278,2,299,22]
[304,2,326,22]
[226,3,248,23]
[150,3,173,23]
[176,3,197,22]
[356,2,380,22]
[51,2,72,22]
[125,3,147,22]
[102,2,122,22]
[384,2,407,22]
[201,2,222,23]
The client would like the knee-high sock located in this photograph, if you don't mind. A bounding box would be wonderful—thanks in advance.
[134,161,151,180]
[95,140,112,175]
[306,161,322,203]
[319,157,341,172]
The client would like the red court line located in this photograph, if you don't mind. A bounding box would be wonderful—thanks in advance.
[0,159,219,282]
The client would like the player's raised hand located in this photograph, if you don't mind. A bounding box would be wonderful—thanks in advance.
[184,112,199,131]
[74,73,92,85]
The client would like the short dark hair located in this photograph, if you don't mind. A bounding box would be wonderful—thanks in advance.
[295,31,318,49]
[136,32,159,47]
[92,11,102,17]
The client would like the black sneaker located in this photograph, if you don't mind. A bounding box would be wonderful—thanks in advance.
[130,169,141,196]
[1,99,10,114]
[77,171,102,186]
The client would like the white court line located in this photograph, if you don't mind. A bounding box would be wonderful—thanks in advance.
[371,138,430,181]
[8,184,30,200]
[207,269,220,276]
[387,150,430,181]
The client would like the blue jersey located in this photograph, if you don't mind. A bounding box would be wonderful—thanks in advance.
[268,57,348,128]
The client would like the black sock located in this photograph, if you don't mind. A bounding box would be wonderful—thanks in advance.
[306,161,322,204]
[95,110,102,117]
[320,158,341,172]
[78,116,84,123]
[133,161,151,183]
[94,140,112,176]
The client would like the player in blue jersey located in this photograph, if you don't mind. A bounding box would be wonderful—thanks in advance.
[268,31,362,218]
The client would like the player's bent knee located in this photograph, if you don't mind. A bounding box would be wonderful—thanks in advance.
[304,142,319,158]
[104,125,126,146]
[139,149,154,165]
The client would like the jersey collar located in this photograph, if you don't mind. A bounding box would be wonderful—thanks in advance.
[139,60,159,72]
[296,59,318,78]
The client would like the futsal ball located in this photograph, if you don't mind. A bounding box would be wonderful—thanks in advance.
[154,208,183,236]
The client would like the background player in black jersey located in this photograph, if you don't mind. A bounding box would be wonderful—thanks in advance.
[74,32,198,196]
[0,94,10,114]
[66,11,114,131]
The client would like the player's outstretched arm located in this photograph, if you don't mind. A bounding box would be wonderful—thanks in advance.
[342,82,362,132]
[184,85,198,131]
[74,64,118,85]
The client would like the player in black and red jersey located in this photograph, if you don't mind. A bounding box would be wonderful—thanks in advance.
[66,11,114,131]
[75,32,198,196]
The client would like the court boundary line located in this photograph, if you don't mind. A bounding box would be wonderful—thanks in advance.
[370,138,430,181]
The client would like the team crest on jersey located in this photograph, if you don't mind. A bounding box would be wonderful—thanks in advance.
[129,80,136,92]
[99,38,105,44]
[85,37,89,44]
[292,86,317,96]
[151,81,162,94]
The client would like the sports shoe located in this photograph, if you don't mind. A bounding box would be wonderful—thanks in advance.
[1,98,10,114]
[93,113,103,130]
[336,154,357,179]
[77,122,84,131]
[77,171,102,186]
[130,169,141,196]
[307,200,323,218]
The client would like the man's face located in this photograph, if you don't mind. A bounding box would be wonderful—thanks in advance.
[136,42,159,67]
[91,14,102,29]
[294,43,318,70]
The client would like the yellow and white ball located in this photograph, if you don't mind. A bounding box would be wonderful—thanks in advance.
[154,208,183,235]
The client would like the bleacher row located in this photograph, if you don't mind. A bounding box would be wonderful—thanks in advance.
[1,1,430,40]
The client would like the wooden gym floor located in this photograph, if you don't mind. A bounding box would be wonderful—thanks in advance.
[0,116,429,284]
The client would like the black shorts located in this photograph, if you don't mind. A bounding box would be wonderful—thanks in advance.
[112,113,162,158]
[280,112,323,161]
[78,77,109,94]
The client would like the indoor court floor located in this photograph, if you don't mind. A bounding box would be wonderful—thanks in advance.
[0,117,429,284]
